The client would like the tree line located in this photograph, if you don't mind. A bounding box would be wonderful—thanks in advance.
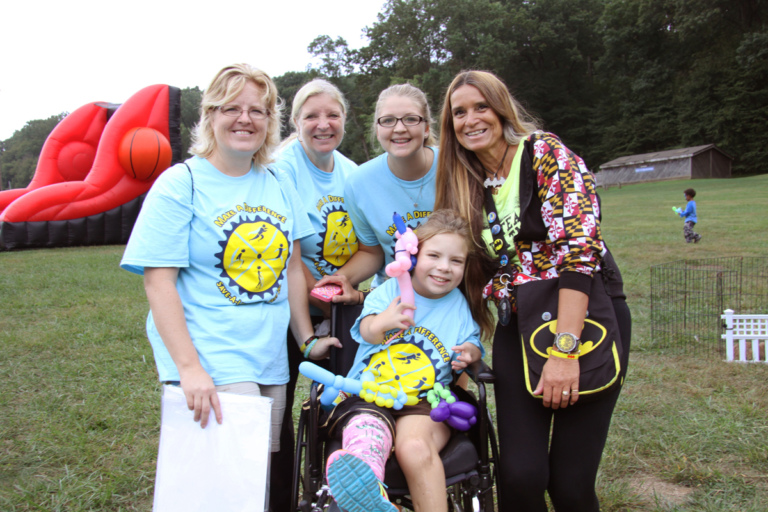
[2,0,765,191]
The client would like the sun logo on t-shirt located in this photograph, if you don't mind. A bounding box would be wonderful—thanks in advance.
[361,336,440,398]
[214,215,290,300]
[316,206,358,271]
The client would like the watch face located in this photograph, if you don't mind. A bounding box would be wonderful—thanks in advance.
[555,333,578,353]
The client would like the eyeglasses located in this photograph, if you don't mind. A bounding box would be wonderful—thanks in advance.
[376,115,425,128]
[217,105,270,120]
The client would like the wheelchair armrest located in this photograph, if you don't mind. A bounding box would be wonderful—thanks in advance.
[464,359,496,384]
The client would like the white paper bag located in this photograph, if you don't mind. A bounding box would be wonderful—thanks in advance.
[153,385,272,512]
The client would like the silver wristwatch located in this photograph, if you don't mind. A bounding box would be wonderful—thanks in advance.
[553,332,581,354]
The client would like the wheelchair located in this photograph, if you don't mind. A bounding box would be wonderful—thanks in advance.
[291,303,499,512]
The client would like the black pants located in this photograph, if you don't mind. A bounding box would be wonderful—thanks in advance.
[492,298,631,512]
[269,321,328,512]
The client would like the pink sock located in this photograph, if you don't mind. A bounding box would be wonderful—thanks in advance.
[341,413,393,482]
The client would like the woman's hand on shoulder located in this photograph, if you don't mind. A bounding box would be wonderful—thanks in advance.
[178,365,223,428]
[533,356,580,409]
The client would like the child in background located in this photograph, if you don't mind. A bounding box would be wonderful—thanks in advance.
[322,209,484,512]
[678,188,702,243]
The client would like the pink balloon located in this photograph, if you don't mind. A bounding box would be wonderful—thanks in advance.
[385,212,419,320]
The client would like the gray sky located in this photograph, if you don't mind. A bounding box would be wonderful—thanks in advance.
[0,0,385,140]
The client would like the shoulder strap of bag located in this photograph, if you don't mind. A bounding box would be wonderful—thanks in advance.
[183,162,194,203]
[181,162,275,204]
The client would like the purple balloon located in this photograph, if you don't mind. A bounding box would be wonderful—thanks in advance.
[430,401,451,423]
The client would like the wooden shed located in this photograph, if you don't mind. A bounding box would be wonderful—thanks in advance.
[597,144,732,187]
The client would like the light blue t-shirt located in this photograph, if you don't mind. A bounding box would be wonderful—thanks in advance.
[679,200,698,223]
[348,277,483,398]
[120,156,313,385]
[344,148,437,284]
[273,139,359,280]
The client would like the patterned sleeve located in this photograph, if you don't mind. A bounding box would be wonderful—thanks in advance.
[532,133,603,276]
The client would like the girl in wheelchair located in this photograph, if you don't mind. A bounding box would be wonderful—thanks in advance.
[320,209,485,512]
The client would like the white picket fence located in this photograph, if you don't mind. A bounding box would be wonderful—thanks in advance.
[721,309,768,362]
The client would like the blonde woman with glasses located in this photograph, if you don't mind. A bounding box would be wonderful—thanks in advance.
[121,65,340,476]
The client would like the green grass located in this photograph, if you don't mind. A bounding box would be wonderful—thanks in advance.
[1,175,767,510]
[595,175,768,511]
[0,247,159,511]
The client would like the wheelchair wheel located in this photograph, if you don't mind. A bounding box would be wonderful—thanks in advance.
[291,407,306,511]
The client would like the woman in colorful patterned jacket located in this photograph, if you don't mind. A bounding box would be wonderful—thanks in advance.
[434,70,631,512]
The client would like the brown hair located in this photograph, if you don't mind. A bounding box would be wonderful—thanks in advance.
[415,208,471,251]
[416,209,495,339]
[434,71,541,337]
[435,70,539,244]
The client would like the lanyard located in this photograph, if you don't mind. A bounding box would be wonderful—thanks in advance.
[482,185,513,325]
[482,185,512,270]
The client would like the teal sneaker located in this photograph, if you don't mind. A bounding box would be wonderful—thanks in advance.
[326,449,397,512]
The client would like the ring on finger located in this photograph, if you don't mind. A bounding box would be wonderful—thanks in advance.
[562,390,569,396]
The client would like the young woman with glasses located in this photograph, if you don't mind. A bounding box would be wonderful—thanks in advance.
[315,83,438,300]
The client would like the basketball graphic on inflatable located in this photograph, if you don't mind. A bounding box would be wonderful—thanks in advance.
[0,84,182,251]
[118,127,172,181]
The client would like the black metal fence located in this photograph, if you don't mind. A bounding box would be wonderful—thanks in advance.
[650,257,768,355]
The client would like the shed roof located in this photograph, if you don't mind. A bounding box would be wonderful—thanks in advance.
[600,144,733,170]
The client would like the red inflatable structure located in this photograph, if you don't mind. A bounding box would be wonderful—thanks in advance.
[0,84,181,250]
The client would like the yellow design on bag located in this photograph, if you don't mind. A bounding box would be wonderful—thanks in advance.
[529,318,607,358]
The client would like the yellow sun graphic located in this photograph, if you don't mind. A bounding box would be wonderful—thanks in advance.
[215,216,290,299]
[318,207,358,270]
[362,337,438,398]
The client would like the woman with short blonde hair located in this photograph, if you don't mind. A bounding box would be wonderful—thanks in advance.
[191,63,283,167]
[122,63,340,505]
